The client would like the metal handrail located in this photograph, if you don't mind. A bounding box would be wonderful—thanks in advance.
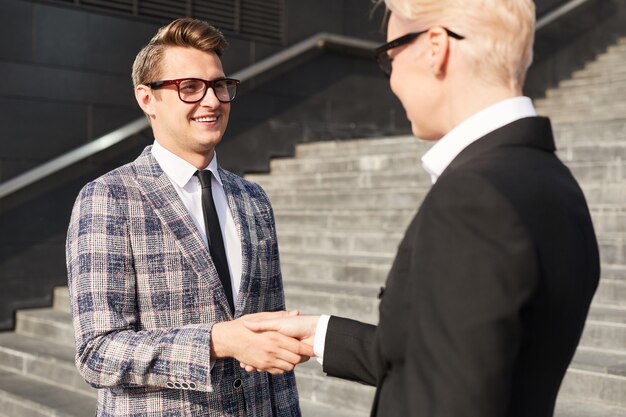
[0,33,378,200]
[536,0,591,29]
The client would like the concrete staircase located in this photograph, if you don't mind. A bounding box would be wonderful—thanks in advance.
[0,39,625,417]
[0,287,97,416]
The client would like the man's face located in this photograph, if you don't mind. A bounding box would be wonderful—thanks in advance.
[145,46,231,162]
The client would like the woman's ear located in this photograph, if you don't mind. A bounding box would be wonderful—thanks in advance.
[426,26,451,77]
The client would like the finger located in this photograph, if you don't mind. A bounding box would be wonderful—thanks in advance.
[244,318,281,332]
[275,332,315,357]
[298,342,315,358]
[288,309,300,316]
[244,310,291,322]
[245,365,257,372]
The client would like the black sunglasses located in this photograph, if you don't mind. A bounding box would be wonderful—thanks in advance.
[374,28,465,77]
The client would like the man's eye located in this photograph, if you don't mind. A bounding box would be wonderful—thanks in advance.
[180,82,202,93]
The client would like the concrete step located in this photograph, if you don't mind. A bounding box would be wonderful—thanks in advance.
[280,251,392,287]
[277,228,404,258]
[597,235,626,266]
[556,141,626,163]
[268,186,429,210]
[293,136,428,159]
[560,367,626,410]
[568,160,626,183]
[275,208,416,232]
[580,305,626,351]
[299,399,368,417]
[554,398,626,417]
[53,286,70,314]
[594,277,626,306]
[572,61,626,79]
[0,368,96,417]
[559,71,626,88]
[539,92,626,109]
[249,168,428,191]
[537,103,626,124]
[295,361,375,416]
[552,120,626,145]
[545,78,626,101]
[268,152,422,175]
[579,181,626,205]
[0,333,93,396]
[591,206,626,234]
[284,280,380,324]
[15,308,74,347]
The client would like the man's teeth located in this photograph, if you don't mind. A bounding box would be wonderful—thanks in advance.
[194,116,217,122]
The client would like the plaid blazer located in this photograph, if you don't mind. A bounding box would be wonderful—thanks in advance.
[66,146,300,417]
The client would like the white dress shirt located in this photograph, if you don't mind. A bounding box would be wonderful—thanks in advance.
[151,140,243,305]
[313,96,538,362]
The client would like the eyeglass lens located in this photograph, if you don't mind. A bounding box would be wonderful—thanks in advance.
[179,79,237,103]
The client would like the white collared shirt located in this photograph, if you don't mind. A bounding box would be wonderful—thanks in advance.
[151,140,243,305]
[422,96,537,184]
[313,96,538,363]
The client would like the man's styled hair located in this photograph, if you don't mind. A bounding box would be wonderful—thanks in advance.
[132,17,229,87]
[381,0,535,90]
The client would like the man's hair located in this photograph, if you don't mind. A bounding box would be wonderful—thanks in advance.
[380,0,535,90]
[132,17,229,87]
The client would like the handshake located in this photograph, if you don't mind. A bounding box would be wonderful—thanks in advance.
[211,311,320,375]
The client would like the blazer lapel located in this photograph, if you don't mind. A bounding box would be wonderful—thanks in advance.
[133,147,234,317]
[219,168,257,317]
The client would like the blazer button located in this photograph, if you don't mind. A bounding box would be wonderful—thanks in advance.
[189,382,197,390]
[233,379,242,389]
[166,381,175,389]
[181,382,189,390]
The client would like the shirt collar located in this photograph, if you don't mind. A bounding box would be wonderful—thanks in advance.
[151,140,223,187]
[421,96,537,183]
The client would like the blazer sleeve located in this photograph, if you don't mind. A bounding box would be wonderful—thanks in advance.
[323,316,379,386]
[255,185,302,415]
[66,180,214,392]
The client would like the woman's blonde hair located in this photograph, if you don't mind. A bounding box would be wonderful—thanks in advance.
[381,0,535,89]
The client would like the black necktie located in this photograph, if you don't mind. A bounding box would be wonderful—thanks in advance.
[195,170,235,314]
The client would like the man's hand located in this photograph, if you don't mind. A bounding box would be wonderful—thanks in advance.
[240,315,320,372]
[211,311,314,375]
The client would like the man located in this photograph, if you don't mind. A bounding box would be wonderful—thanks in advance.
[245,0,600,416]
[66,18,310,416]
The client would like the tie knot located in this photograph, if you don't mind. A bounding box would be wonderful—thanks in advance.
[195,170,213,189]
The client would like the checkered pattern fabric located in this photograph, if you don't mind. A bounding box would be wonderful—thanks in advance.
[66,146,300,416]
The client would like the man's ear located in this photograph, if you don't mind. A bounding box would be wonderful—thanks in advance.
[426,27,451,77]
[135,85,156,118]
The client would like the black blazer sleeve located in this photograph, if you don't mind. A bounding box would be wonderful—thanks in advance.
[323,316,378,386]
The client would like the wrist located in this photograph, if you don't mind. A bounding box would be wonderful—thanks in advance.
[210,321,231,359]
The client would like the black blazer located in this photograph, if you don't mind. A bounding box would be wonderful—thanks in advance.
[323,117,600,417]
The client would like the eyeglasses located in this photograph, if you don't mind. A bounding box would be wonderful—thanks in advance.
[146,77,240,103]
[374,28,465,77]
